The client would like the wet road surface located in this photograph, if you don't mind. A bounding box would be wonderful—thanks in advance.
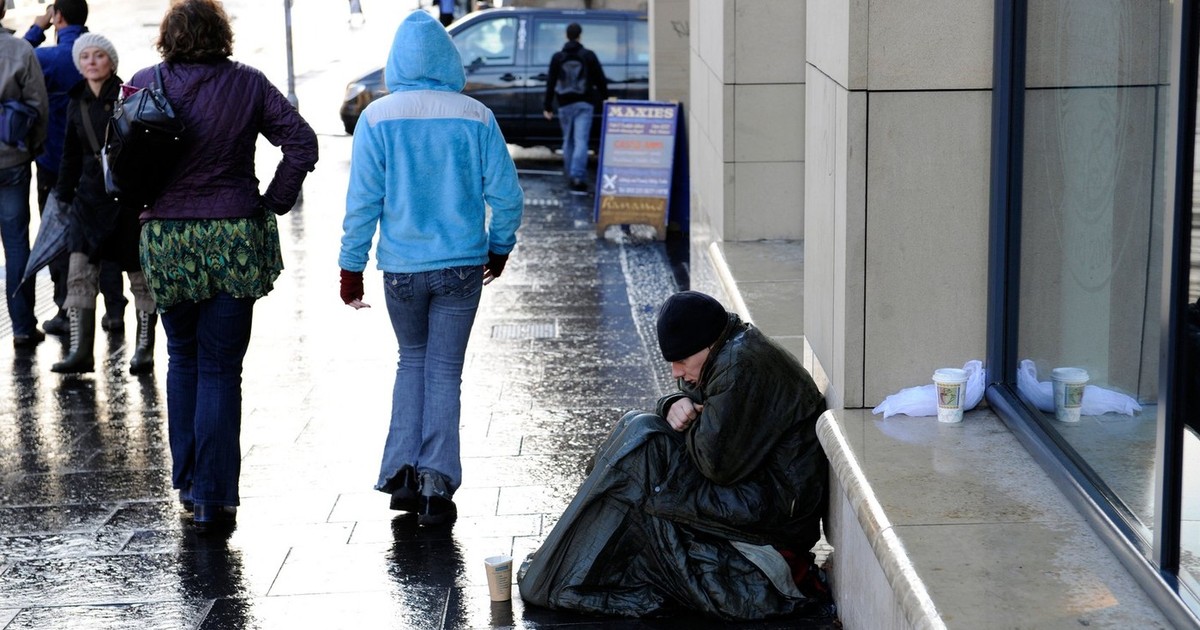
[0,98,837,630]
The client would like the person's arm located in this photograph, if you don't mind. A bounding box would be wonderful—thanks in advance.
[685,357,782,485]
[542,54,560,116]
[481,112,524,259]
[22,6,52,47]
[339,111,385,274]
[588,51,608,102]
[20,49,48,158]
[256,76,318,214]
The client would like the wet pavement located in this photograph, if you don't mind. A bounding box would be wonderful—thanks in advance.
[0,148,839,628]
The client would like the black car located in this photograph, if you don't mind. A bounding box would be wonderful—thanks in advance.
[339,8,650,149]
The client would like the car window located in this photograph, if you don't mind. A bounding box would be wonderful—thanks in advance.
[453,17,519,67]
[629,20,649,64]
[532,19,622,67]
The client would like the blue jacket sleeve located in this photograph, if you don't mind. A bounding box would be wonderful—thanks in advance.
[340,116,386,271]
[481,116,523,256]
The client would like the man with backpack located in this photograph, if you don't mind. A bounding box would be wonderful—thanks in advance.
[542,22,607,193]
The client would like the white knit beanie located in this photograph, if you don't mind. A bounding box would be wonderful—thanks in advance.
[72,33,119,75]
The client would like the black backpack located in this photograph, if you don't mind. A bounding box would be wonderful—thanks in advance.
[555,49,589,97]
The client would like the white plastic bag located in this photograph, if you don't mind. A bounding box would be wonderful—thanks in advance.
[1016,359,1142,416]
[872,360,986,418]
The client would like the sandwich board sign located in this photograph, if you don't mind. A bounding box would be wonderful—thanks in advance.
[593,100,688,240]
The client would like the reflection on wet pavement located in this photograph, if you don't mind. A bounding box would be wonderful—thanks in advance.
[0,150,836,628]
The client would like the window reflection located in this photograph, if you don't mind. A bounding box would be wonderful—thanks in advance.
[1018,0,1167,542]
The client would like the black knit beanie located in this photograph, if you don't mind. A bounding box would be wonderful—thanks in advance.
[656,291,728,361]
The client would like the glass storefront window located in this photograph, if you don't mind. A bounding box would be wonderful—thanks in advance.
[994,0,1200,619]
[1018,0,1169,545]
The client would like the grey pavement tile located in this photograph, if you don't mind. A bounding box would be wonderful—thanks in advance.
[0,547,280,606]
[1,601,210,630]
[0,469,173,505]
[199,592,446,630]
[0,503,117,535]
[0,530,132,561]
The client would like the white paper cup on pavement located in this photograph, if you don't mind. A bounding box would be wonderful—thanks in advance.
[484,555,513,601]
[932,368,969,423]
[1051,367,1088,423]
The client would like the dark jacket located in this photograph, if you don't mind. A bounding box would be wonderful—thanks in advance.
[518,313,829,619]
[24,24,84,174]
[650,314,829,547]
[127,60,318,221]
[56,75,119,207]
[542,40,608,111]
[56,75,139,267]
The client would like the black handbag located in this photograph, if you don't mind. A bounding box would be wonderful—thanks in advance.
[102,63,187,207]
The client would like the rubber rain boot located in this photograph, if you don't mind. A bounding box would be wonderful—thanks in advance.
[51,308,95,373]
[128,310,157,375]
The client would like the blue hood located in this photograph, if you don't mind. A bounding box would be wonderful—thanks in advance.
[385,11,465,93]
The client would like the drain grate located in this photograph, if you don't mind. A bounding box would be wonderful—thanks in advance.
[491,321,558,340]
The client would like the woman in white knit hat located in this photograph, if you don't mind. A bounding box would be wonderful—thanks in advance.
[51,32,158,375]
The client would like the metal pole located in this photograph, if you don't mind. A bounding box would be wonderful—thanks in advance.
[284,0,298,108]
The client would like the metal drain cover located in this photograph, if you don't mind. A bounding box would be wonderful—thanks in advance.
[491,321,558,339]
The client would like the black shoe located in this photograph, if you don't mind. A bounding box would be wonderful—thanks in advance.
[178,488,194,512]
[12,329,45,348]
[417,471,457,527]
[387,465,419,512]
[193,504,237,534]
[42,310,69,336]
[569,178,588,193]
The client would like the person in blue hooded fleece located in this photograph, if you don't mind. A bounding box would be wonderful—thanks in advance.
[339,10,524,527]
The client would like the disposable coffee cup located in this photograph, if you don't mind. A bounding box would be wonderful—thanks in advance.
[484,555,513,602]
[1051,367,1088,423]
[932,368,969,423]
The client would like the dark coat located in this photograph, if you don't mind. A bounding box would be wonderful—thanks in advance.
[126,60,318,221]
[56,75,139,268]
[518,314,829,619]
[651,314,829,548]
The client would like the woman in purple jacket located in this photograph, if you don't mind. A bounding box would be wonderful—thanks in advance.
[129,0,318,535]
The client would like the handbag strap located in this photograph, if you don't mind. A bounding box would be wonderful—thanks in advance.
[80,102,102,156]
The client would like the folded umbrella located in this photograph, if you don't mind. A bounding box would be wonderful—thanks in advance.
[14,190,69,297]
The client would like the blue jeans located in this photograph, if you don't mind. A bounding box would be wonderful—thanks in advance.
[377,266,483,494]
[161,292,256,507]
[558,101,593,180]
[0,163,37,335]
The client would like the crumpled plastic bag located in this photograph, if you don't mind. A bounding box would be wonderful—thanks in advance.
[1015,359,1142,416]
[872,360,986,418]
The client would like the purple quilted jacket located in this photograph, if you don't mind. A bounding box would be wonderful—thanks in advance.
[127,60,318,221]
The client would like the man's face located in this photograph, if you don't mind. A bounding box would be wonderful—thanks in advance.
[670,347,710,386]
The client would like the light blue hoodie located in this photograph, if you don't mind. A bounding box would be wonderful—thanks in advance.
[340,11,523,274]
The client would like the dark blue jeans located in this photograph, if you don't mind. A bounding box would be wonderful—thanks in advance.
[161,292,255,507]
[0,163,37,335]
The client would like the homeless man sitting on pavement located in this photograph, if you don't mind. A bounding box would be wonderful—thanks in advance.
[518,290,831,620]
